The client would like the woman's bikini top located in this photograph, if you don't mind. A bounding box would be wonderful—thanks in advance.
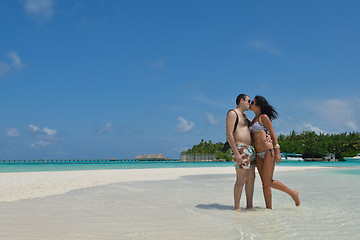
[249,115,268,133]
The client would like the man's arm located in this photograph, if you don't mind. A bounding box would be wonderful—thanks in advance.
[226,110,242,164]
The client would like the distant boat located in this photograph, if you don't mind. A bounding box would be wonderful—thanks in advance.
[281,153,304,161]
[344,153,360,161]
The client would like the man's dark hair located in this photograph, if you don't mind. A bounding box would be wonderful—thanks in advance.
[236,94,247,106]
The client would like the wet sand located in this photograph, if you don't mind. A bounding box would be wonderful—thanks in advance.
[1,166,352,240]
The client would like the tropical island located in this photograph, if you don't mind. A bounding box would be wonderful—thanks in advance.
[181,131,360,161]
[135,153,168,160]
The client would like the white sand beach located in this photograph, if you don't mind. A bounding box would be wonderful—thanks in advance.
[1,166,359,240]
[0,166,321,202]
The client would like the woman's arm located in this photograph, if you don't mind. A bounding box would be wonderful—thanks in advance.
[260,115,281,164]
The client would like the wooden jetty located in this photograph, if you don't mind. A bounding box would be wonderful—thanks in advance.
[0,159,180,164]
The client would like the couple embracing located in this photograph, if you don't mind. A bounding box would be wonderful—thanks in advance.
[226,94,300,211]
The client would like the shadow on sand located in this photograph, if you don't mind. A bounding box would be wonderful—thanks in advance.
[195,203,234,211]
[196,204,266,212]
[180,174,234,181]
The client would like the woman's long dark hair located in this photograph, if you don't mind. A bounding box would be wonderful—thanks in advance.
[254,95,278,121]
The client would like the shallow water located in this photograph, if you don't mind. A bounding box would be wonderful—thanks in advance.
[232,169,360,239]
[0,168,359,239]
[1,160,360,173]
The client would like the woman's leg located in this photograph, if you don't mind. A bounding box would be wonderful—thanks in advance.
[271,178,300,206]
[262,151,275,209]
[255,155,268,207]
[263,151,300,207]
[255,155,264,183]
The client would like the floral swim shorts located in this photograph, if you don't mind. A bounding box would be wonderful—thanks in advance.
[231,144,256,170]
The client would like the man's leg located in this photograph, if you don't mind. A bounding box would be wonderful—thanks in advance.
[234,168,248,211]
[245,167,255,208]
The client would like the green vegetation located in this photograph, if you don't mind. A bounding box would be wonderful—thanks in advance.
[183,131,360,160]
[182,139,232,161]
[278,131,360,159]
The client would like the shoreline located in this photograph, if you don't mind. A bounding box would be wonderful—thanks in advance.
[0,166,325,203]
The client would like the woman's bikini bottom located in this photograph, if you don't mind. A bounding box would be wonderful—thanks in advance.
[256,148,274,159]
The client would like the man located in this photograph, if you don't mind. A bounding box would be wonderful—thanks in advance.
[226,94,255,211]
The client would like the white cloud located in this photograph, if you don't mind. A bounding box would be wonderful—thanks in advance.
[6,128,20,137]
[29,124,57,138]
[279,97,360,134]
[0,51,27,77]
[98,122,115,135]
[171,146,189,152]
[193,93,225,108]
[304,123,326,134]
[72,2,84,13]
[247,40,282,55]
[43,126,57,137]
[29,140,51,148]
[205,112,219,125]
[347,120,358,131]
[28,124,60,147]
[147,58,167,69]
[310,98,358,131]
[317,99,350,121]
[175,117,195,133]
[29,124,41,132]
[23,0,55,22]
[274,116,326,135]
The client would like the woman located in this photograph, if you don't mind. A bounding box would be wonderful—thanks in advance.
[249,95,300,209]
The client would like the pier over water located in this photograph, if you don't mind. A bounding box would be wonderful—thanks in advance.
[0,159,180,164]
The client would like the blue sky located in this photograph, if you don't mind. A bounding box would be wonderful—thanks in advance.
[1,0,359,159]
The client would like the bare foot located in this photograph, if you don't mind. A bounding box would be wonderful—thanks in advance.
[234,208,242,212]
[293,190,300,206]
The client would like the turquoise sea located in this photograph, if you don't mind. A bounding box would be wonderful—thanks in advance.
[1,160,360,173]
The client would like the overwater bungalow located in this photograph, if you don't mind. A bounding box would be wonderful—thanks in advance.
[280,153,304,161]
